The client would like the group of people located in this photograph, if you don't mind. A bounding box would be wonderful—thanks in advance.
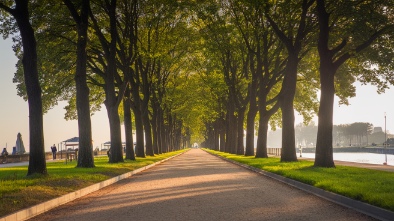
[1,143,59,164]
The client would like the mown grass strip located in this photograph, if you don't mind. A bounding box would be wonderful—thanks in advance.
[0,149,187,217]
[204,149,394,212]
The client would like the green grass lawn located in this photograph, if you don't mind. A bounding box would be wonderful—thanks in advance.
[204,149,394,212]
[0,149,187,217]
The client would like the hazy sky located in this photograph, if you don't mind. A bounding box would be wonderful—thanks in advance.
[0,37,393,152]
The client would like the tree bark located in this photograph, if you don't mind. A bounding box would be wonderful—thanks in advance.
[255,115,269,158]
[142,109,154,156]
[6,0,47,175]
[245,80,258,156]
[219,124,226,152]
[106,0,123,163]
[168,114,174,151]
[279,54,298,162]
[158,108,164,153]
[132,87,145,157]
[161,121,168,153]
[314,68,336,167]
[266,0,314,162]
[236,107,246,155]
[151,104,159,154]
[124,88,135,160]
[314,0,335,167]
[314,0,387,167]
[213,120,220,151]
[225,105,237,154]
[63,0,95,168]
[106,103,123,163]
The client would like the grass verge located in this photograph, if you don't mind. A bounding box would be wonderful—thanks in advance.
[0,149,187,217]
[204,149,394,212]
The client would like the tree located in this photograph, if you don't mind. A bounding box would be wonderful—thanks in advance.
[63,0,95,167]
[197,2,253,155]
[116,0,138,160]
[89,0,125,163]
[123,87,136,160]
[265,0,316,161]
[0,0,47,175]
[315,0,394,167]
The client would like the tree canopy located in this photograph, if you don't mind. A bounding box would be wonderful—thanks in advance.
[1,0,393,171]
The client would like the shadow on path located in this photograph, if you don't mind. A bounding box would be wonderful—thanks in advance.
[29,149,376,221]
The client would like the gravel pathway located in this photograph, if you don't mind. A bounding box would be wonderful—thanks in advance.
[29,149,376,221]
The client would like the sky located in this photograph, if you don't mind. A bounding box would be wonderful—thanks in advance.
[0,37,393,153]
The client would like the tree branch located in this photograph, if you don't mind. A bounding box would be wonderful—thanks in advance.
[334,25,393,69]
[0,3,15,16]
[331,38,347,55]
[265,14,293,51]
[62,0,81,24]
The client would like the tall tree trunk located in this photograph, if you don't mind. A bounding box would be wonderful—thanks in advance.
[142,109,154,156]
[219,123,226,152]
[224,112,230,152]
[245,97,257,156]
[266,0,314,162]
[256,113,269,158]
[226,102,237,154]
[314,0,335,167]
[280,55,298,162]
[162,122,168,153]
[124,88,135,160]
[168,114,174,151]
[7,1,47,175]
[64,0,95,168]
[214,121,220,151]
[157,108,164,154]
[132,94,145,157]
[106,104,123,163]
[208,125,214,149]
[151,106,159,154]
[236,107,246,155]
[106,0,123,163]
[150,95,160,154]
[315,68,335,167]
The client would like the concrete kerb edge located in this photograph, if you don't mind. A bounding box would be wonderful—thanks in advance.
[204,150,394,221]
[0,149,189,221]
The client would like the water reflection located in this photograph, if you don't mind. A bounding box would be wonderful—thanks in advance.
[301,152,394,165]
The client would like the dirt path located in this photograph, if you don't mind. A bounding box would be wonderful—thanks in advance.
[29,149,375,221]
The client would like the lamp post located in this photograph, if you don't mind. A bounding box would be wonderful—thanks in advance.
[384,112,387,165]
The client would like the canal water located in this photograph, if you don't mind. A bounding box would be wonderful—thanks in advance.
[301,152,394,166]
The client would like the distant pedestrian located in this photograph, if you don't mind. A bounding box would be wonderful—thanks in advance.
[107,148,111,158]
[51,144,57,160]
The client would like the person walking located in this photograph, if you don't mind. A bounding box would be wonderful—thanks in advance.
[51,144,57,160]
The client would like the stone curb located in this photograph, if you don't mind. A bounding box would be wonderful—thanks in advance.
[0,150,189,221]
[205,150,394,221]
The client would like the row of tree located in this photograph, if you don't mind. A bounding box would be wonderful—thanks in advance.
[0,0,197,175]
[294,122,390,147]
[200,0,394,168]
[0,0,393,176]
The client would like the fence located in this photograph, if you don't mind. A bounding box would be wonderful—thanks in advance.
[267,148,281,156]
